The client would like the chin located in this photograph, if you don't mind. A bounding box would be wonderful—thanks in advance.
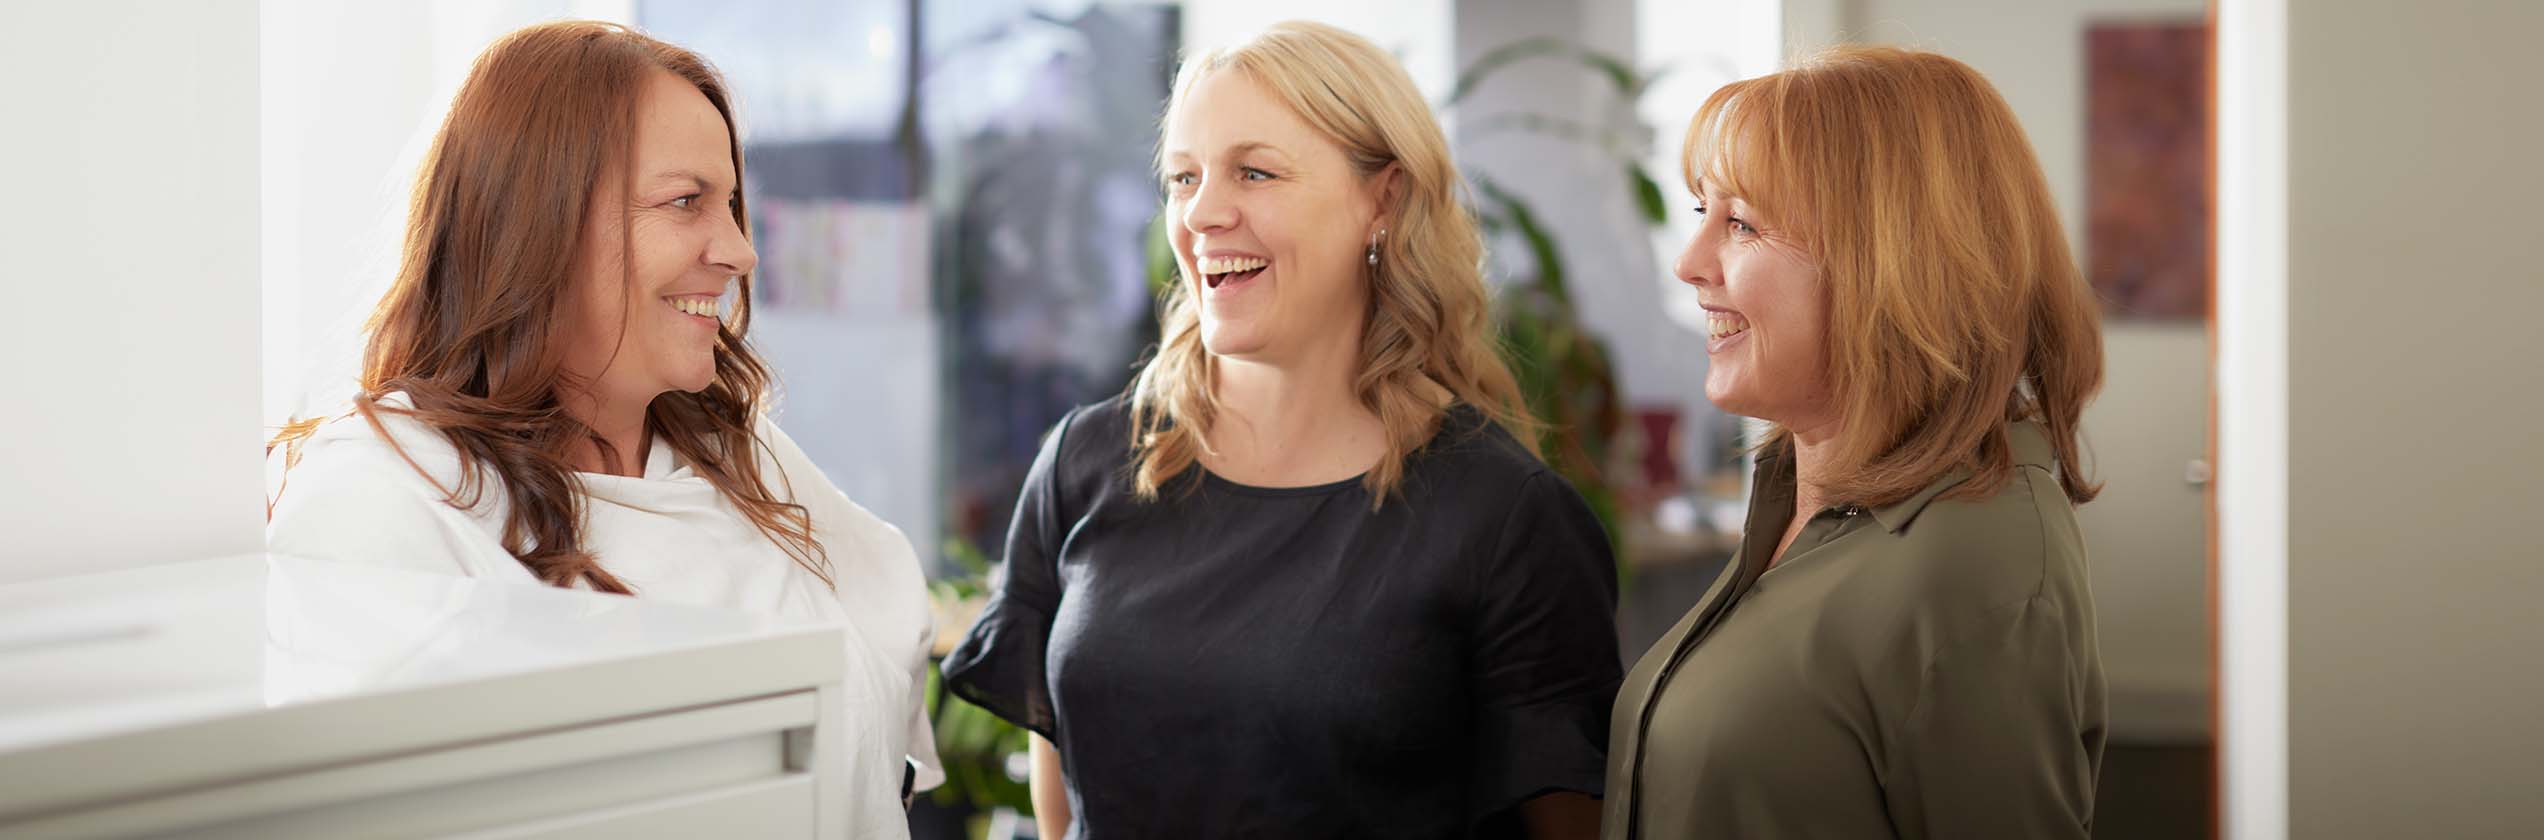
[1198,324,1269,359]
[668,366,718,394]
[1703,379,1753,417]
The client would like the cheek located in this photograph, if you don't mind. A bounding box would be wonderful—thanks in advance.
[1725,257,1823,351]
[624,217,688,286]
[1166,216,1196,278]
[1282,213,1362,293]
[1760,268,1831,377]
[573,217,633,303]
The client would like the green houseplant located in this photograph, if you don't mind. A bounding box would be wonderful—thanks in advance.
[1447,37,1680,569]
[922,537,1035,834]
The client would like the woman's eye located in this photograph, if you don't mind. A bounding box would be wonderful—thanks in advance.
[1166,172,1197,188]
[1242,167,1274,181]
[1691,202,1708,217]
[1729,216,1757,235]
[669,195,699,209]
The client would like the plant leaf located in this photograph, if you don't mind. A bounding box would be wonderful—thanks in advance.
[1475,176,1574,310]
[1448,38,1567,105]
[1447,38,1646,105]
[1629,164,1669,224]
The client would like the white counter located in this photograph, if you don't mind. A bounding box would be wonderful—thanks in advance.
[0,554,853,838]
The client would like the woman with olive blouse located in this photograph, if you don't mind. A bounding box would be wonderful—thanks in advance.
[1606,46,2110,839]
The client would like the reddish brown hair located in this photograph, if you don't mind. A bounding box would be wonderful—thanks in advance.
[1687,46,2104,505]
[271,21,826,592]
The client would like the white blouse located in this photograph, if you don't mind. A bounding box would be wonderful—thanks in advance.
[266,392,941,839]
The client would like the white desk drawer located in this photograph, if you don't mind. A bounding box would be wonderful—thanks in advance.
[9,691,819,839]
[448,775,814,840]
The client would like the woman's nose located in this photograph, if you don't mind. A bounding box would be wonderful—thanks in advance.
[1182,178,1238,234]
[710,212,758,276]
[1673,231,1719,288]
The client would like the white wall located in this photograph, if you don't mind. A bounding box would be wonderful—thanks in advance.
[261,0,634,427]
[2278,2,2544,836]
[1846,0,2216,740]
[0,1,264,582]
[1182,1,1454,97]
[260,1,437,427]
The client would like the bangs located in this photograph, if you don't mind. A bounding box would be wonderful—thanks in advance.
[1681,77,1809,236]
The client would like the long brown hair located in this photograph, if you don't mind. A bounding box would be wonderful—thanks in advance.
[270,21,827,592]
[1686,45,2104,505]
[1132,21,1540,509]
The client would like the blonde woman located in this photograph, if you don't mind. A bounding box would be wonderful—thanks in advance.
[1605,47,2109,838]
[941,20,1618,840]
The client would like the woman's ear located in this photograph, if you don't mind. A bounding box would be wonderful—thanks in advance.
[1367,163,1406,236]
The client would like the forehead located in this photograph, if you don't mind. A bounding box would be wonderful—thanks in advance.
[1682,93,1801,215]
[1161,67,1327,160]
[634,71,735,179]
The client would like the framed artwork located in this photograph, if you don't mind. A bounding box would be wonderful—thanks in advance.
[2085,21,2211,321]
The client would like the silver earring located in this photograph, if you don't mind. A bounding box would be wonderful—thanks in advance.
[1366,228,1386,267]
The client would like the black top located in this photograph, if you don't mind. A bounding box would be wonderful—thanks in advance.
[941,397,1622,839]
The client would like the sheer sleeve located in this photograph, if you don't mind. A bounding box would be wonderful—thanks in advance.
[1466,470,1622,819]
[938,409,1080,738]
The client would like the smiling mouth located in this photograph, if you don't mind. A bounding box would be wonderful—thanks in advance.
[666,296,722,321]
[1199,255,1269,289]
[1707,311,1750,341]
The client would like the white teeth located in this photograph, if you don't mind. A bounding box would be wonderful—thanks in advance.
[1707,314,1749,339]
[670,297,720,318]
[1197,256,1268,275]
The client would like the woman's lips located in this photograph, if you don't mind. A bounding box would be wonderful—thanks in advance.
[1206,266,1266,290]
[1198,254,1269,290]
[664,295,722,326]
[1705,310,1750,354]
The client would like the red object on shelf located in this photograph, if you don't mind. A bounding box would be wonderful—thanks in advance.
[1634,407,1682,493]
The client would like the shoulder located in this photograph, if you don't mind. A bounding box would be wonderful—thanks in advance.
[277,397,477,510]
[1054,395,1135,467]
[1032,395,1139,505]
[267,397,508,573]
[1872,464,2090,635]
[1406,404,1565,506]
[1406,407,1612,568]
[751,417,918,566]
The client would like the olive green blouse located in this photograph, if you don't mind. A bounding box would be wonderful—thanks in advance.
[1603,422,2106,839]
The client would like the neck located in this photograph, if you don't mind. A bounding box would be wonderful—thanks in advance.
[1784,416,1842,516]
[564,386,654,477]
[1214,351,1366,451]
[1204,333,1385,485]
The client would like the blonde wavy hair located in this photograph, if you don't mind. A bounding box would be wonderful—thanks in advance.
[1128,20,1539,508]
[1689,45,2105,506]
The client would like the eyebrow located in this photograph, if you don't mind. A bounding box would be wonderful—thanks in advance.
[1163,141,1286,166]
[1690,178,1743,205]
[646,170,730,193]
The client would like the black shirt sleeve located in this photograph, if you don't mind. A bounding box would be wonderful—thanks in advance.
[940,408,1078,739]
[1466,470,1623,819]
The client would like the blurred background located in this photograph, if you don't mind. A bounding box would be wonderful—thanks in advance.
[5,1,2540,839]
